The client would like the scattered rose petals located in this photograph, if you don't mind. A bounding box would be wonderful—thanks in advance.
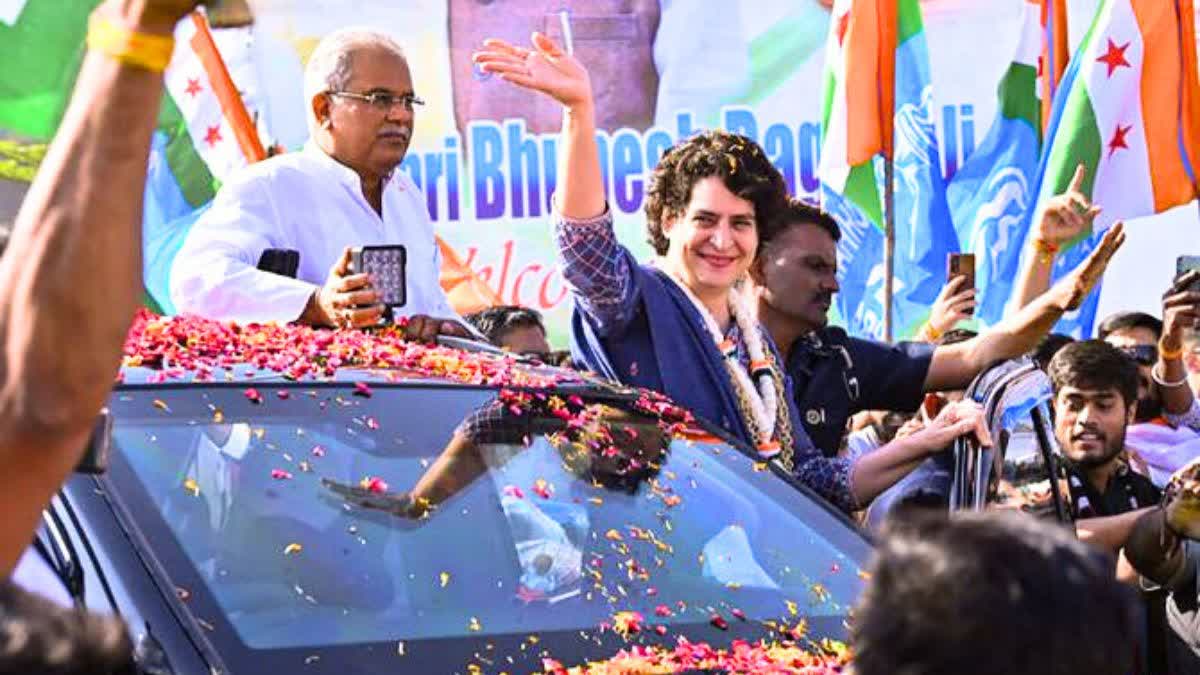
[605,529,623,542]
[731,608,747,621]
[276,390,291,400]
[709,613,729,630]
[654,604,672,617]
[360,476,388,493]
[532,478,553,499]
[503,485,526,499]
[353,381,373,397]
[311,445,326,457]
[244,388,262,404]
[365,416,380,430]
[270,469,293,480]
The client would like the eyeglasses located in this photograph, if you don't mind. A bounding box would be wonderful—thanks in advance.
[1117,344,1158,366]
[328,90,425,112]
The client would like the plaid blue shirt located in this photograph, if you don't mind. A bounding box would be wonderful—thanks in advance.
[553,206,858,512]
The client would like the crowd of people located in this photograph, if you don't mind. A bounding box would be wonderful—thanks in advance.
[2,1,1200,672]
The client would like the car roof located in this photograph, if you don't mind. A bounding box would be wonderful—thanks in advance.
[119,311,605,392]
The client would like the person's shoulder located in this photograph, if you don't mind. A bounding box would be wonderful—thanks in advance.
[221,152,317,191]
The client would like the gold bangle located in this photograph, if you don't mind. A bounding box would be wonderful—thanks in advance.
[86,15,176,73]
[1160,339,1185,361]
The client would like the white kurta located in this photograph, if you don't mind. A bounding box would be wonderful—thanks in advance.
[169,142,457,324]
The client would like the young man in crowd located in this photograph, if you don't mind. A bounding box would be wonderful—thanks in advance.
[1047,341,1161,527]
[749,197,1124,457]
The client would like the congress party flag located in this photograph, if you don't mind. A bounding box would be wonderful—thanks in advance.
[1031,0,1200,336]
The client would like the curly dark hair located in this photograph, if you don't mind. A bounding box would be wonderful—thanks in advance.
[643,130,788,256]
[1047,339,1139,408]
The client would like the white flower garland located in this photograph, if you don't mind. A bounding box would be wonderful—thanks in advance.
[662,273,782,454]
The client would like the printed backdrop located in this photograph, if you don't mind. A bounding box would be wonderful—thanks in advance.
[0,0,1197,344]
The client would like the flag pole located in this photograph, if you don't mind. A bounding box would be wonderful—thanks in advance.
[883,155,895,343]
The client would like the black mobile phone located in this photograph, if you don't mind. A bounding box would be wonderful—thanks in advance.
[256,248,300,279]
[350,245,407,310]
[947,253,976,314]
[1176,255,1200,292]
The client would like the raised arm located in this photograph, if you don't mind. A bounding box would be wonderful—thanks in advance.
[925,222,1125,391]
[1157,271,1200,423]
[474,33,603,219]
[0,0,200,574]
[1011,164,1101,310]
[474,35,639,334]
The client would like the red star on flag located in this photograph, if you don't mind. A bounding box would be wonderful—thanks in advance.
[203,125,223,148]
[1107,123,1132,157]
[184,78,203,98]
[1096,38,1131,78]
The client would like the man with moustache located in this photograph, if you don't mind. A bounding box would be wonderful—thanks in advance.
[1047,341,1162,522]
[171,28,464,339]
[748,197,1124,456]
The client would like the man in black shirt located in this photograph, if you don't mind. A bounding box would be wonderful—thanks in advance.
[1047,340,1161,524]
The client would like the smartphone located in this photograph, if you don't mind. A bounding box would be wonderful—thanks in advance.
[1176,255,1200,292]
[921,393,947,422]
[350,245,407,311]
[947,253,976,315]
[256,248,300,279]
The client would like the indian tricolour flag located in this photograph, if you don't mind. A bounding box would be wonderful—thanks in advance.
[142,10,269,314]
[819,0,895,339]
[1031,0,1200,336]
[820,0,957,340]
[948,0,1066,325]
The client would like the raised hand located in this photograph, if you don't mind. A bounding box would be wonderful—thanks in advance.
[472,32,593,111]
[1049,221,1126,311]
[1036,164,1102,247]
[1162,270,1200,342]
[928,275,976,336]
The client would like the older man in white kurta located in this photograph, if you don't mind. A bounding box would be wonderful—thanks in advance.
[170,28,462,339]
[169,141,455,323]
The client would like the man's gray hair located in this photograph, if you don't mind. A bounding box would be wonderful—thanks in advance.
[303,28,406,130]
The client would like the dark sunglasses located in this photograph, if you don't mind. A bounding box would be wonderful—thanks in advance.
[1117,344,1158,366]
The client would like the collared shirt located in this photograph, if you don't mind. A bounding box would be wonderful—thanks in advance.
[787,329,935,457]
[169,142,456,324]
[553,206,858,512]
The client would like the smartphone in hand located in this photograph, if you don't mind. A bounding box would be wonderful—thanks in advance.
[947,253,976,315]
[350,245,408,312]
[1176,255,1200,292]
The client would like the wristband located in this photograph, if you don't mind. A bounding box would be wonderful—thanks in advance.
[1160,339,1185,361]
[918,322,943,342]
[86,15,176,73]
[1031,238,1060,266]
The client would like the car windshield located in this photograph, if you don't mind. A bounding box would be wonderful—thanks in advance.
[103,381,869,673]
